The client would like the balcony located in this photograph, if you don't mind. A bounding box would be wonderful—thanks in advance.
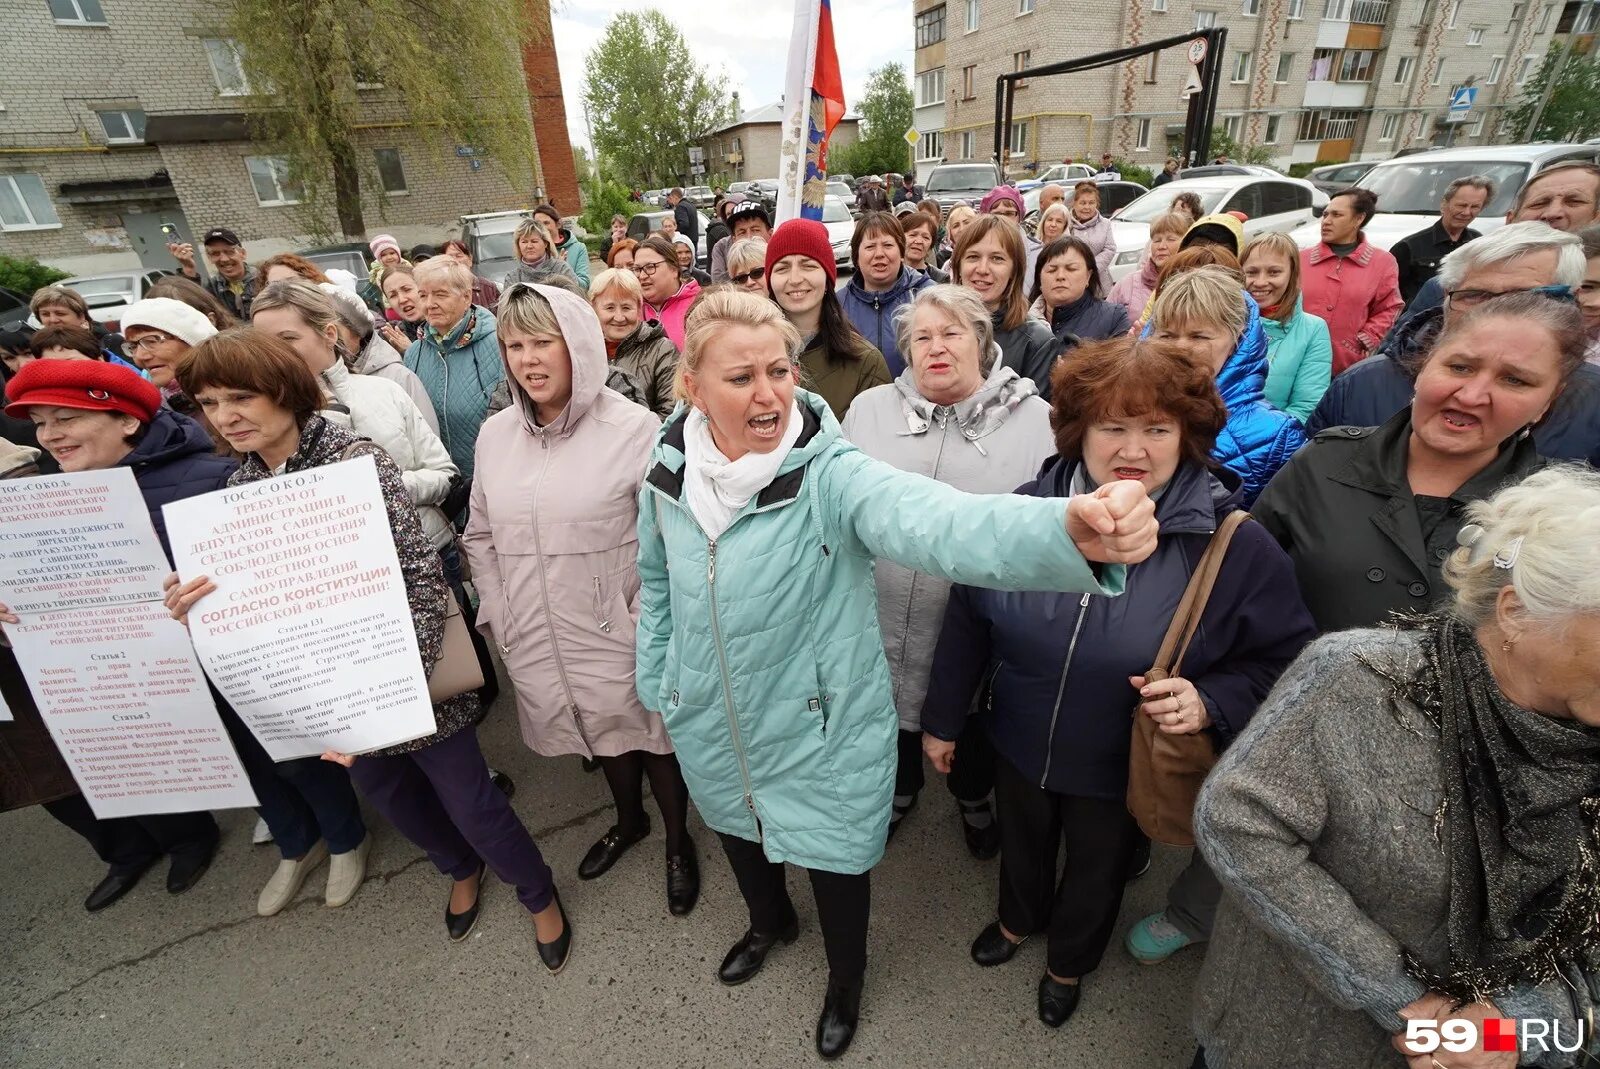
[1349,0,1389,25]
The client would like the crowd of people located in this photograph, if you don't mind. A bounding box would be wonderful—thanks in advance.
[4,157,1600,1067]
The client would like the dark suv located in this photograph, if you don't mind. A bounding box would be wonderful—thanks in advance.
[925,163,1002,217]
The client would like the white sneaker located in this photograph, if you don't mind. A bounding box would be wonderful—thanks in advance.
[252,817,274,845]
[324,837,371,908]
[257,840,329,917]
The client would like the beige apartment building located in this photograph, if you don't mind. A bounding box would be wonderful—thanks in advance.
[912,0,1580,180]
[2,0,547,275]
[703,98,861,183]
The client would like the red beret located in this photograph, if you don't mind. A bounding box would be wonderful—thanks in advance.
[4,359,162,422]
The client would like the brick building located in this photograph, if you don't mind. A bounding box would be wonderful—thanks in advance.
[912,0,1572,181]
[1,0,556,275]
[703,98,862,184]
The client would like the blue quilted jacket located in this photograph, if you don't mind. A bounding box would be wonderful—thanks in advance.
[122,407,238,560]
[635,390,1125,874]
[402,305,505,477]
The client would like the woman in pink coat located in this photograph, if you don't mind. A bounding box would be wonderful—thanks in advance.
[633,235,702,350]
[463,282,700,916]
[1297,187,1404,375]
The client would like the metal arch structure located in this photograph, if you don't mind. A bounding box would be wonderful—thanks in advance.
[992,27,1230,171]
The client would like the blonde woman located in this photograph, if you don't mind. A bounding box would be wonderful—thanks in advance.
[1240,233,1333,421]
[937,204,979,269]
[1037,202,1071,245]
[505,217,579,288]
[589,267,678,419]
[725,238,770,295]
[1108,211,1190,326]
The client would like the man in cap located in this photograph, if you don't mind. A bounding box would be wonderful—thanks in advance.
[710,200,774,283]
[168,227,258,319]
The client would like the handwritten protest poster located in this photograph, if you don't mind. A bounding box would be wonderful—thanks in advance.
[164,456,437,760]
[0,469,256,818]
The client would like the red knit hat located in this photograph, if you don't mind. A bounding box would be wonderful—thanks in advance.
[764,218,838,286]
[4,359,162,421]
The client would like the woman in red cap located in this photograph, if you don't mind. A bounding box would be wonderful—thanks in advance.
[765,218,890,420]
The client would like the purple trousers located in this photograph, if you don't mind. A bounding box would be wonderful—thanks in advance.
[348,727,555,913]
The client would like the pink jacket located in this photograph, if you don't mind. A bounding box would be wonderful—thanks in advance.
[645,277,702,350]
[462,284,670,759]
[1068,212,1117,298]
[1299,239,1404,375]
[1108,252,1160,328]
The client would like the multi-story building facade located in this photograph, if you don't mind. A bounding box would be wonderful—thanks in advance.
[2,0,554,275]
[912,0,1567,180]
[703,98,861,184]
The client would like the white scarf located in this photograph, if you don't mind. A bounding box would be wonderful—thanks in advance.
[683,400,804,540]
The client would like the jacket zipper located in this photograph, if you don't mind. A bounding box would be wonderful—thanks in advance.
[1039,593,1091,788]
[891,413,951,704]
[528,435,589,756]
[707,540,762,838]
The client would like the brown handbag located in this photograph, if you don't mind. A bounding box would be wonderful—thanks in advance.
[1126,510,1251,847]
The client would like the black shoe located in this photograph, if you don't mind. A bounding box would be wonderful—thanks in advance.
[446,862,487,941]
[886,793,918,843]
[815,974,863,1060]
[1125,837,1152,882]
[960,802,1001,861]
[1037,975,1081,1028]
[535,891,572,974]
[717,917,800,985]
[970,920,1026,967]
[165,841,217,895]
[85,863,153,912]
[577,820,650,880]
[666,846,700,916]
[490,770,516,800]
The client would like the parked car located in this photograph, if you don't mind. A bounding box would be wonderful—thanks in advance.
[1016,162,1097,192]
[833,173,856,187]
[460,209,535,287]
[1178,164,1285,179]
[1289,142,1600,251]
[1026,181,1148,220]
[728,181,755,195]
[627,208,711,266]
[747,179,779,212]
[299,243,371,281]
[925,162,1002,217]
[685,185,715,210]
[821,196,856,272]
[1305,160,1377,195]
[59,269,173,329]
[0,286,29,330]
[1107,175,1326,282]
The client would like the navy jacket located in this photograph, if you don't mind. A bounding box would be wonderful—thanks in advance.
[1049,292,1131,347]
[921,458,1315,799]
[1306,304,1600,465]
[673,201,698,247]
[840,266,935,376]
[119,408,238,559]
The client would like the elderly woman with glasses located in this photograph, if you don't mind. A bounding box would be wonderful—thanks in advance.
[726,238,770,295]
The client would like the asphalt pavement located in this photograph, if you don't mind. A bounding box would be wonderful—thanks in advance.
[0,672,1204,1069]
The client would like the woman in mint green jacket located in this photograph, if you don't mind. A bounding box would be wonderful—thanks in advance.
[1243,233,1333,423]
[635,288,1156,1060]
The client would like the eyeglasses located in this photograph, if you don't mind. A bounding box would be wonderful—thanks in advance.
[123,333,176,353]
[1445,284,1576,309]
[732,268,766,285]
[632,261,665,278]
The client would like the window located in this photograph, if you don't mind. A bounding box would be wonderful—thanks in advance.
[1487,56,1504,84]
[1243,0,1260,14]
[1008,121,1029,155]
[1577,4,1600,31]
[1232,51,1253,82]
[1537,3,1555,33]
[916,68,946,107]
[1288,0,1305,17]
[1379,112,1399,140]
[1136,118,1152,149]
[1195,10,1217,28]
[1153,0,1168,11]
[920,130,944,161]
[1323,0,1348,17]
[965,0,980,31]
[374,148,407,194]
[245,156,301,206]
[203,38,250,96]
[1516,56,1535,84]
[1275,53,1295,82]
[1507,2,1524,29]
[1013,50,1031,86]
[1296,108,1360,140]
[1017,0,1034,14]
[48,0,105,25]
[1225,183,1263,218]
[1467,26,1483,45]
[1260,181,1308,215]
[1310,48,1336,80]
[1432,61,1444,86]
[1393,54,1415,83]
[97,109,146,144]
[1146,52,1160,82]
[1265,114,1282,142]
[962,64,977,99]
[1223,115,1244,141]
[915,5,946,47]
[961,130,976,159]
[1467,113,1485,136]
[1338,49,1376,81]
[0,175,62,231]
[1446,0,1460,27]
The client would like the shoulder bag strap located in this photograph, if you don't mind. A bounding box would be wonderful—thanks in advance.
[1148,510,1252,682]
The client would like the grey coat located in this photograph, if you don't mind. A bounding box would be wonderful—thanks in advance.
[1194,628,1599,1069]
[840,359,1055,732]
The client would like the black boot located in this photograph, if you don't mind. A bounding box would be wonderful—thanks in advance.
[666,843,700,916]
[717,916,799,985]
[815,974,863,1060]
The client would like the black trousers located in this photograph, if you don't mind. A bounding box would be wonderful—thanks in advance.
[1190,1050,1208,1068]
[717,832,871,982]
[43,793,218,876]
[894,718,997,803]
[992,754,1140,979]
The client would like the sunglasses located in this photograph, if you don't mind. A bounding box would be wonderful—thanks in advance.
[732,267,766,285]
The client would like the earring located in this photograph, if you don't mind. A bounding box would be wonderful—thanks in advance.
[1502,641,1514,652]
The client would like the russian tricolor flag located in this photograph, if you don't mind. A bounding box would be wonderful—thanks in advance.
[776,0,847,224]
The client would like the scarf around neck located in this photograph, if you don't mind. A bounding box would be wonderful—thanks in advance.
[425,307,479,350]
[682,400,803,540]
[1365,614,1600,1004]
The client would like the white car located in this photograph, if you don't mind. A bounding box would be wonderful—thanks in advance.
[821,196,855,271]
[1287,142,1600,251]
[60,269,173,328]
[1107,176,1327,283]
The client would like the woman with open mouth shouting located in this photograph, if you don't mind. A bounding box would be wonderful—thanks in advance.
[635,287,1161,1061]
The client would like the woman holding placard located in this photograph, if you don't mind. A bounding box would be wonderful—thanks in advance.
[165,330,571,970]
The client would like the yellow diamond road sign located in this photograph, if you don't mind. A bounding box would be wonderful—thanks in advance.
[904,127,920,145]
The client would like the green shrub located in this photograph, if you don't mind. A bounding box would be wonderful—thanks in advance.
[1114,160,1156,188]
[0,255,71,297]
[580,176,636,235]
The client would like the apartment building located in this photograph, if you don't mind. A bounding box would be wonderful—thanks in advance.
[703,98,861,183]
[912,0,1569,180]
[2,0,553,275]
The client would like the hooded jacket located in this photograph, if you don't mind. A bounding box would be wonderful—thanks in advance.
[402,304,505,477]
[1067,211,1117,297]
[1259,296,1334,423]
[993,310,1063,401]
[120,407,240,558]
[645,277,702,351]
[840,266,935,375]
[1299,237,1404,375]
[923,458,1315,798]
[354,332,438,432]
[612,320,679,419]
[840,360,1056,731]
[635,390,1128,873]
[1108,250,1161,327]
[553,230,591,289]
[462,284,668,759]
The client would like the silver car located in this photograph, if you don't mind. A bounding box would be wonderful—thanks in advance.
[60,269,172,327]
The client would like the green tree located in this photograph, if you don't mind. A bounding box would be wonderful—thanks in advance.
[579,175,635,236]
[582,12,731,188]
[829,64,916,178]
[1505,52,1600,142]
[224,0,539,240]
[1208,125,1276,166]
[0,255,70,296]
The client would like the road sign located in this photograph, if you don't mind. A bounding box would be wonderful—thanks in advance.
[1181,38,1209,98]
[1445,85,1478,123]
[903,127,920,146]
[1187,38,1209,65]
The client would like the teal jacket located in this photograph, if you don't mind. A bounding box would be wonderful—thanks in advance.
[635,391,1125,873]
[1260,297,1333,424]
[556,232,591,289]
[402,305,504,477]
